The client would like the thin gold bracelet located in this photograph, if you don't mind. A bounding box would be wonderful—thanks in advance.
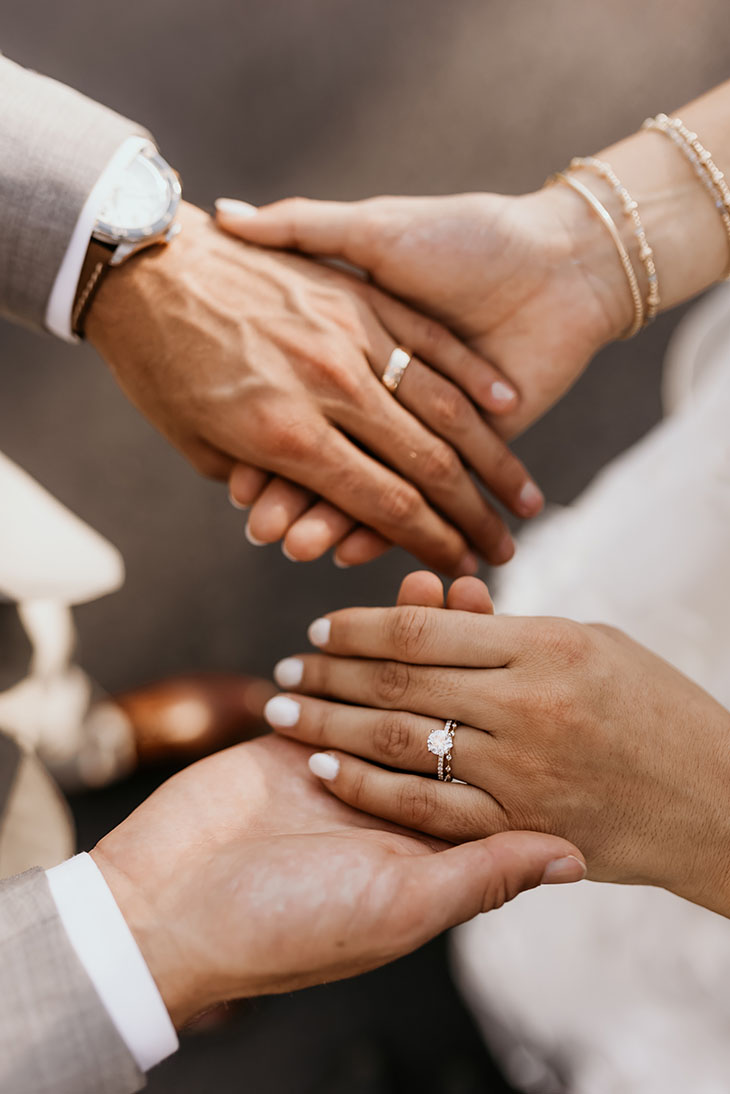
[570,156,660,323]
[550,171,644,338]
[643,113,730,280]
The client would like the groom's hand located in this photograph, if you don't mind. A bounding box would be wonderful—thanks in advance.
[90,734,585,1025]
[85,202,543,573]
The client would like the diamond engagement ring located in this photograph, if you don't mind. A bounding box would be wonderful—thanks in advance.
[427,719,458,782]
[381,346,413,396]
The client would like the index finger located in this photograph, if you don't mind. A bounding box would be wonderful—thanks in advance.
[306,605,525,667]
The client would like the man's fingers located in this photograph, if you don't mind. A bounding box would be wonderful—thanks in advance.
[367,288,520,418]
[287,429,477,577]
[307,750,503,842]
[303,605,522,666]
[215,197,361,261]
[402,832,587,945]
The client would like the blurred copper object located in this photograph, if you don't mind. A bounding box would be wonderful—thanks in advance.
[111,672,275,765]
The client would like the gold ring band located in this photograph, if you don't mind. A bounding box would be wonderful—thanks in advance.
[382,346,413,396]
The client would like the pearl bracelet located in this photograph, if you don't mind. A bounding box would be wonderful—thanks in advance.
[643,113,730,280]
[570,156,660,323]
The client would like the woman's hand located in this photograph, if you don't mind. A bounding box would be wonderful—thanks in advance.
[264,574,730,919]
[88,202,543,573]
[216,186,632,441]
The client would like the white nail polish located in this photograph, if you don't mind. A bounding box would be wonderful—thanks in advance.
[245,523,267,547]
[264,695,301,728]
[229,493,249,511]
[215,198,258,218]
[333,556,351,569]
[309,752,340,780]
[282,544,299,562]
[274,657,304,688]
[491,380,516,404]
[308,617,331,647]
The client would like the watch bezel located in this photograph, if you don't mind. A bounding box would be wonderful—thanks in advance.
[93,146,182,247]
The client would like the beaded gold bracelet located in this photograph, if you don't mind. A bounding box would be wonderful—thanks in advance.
[643,113,730,279]
[550,171,644,338]
[570,156,660,322]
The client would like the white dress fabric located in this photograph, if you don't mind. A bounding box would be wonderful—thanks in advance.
[452,284,730,1094]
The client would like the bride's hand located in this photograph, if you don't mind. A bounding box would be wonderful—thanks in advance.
[216,187,631,441]
[264,574,730,919]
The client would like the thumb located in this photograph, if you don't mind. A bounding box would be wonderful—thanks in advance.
[215,196,364,262]
[403,832,586,943]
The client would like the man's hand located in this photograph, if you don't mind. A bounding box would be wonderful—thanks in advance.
[216,188,630,441]
[91,734,584,1026]
[86,202,545,572]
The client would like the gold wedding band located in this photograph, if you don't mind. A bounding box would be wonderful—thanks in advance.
[427,720,458,782]
[382,346,413,396]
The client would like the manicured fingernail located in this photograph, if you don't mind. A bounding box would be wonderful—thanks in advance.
[229,492,249,511]
[282,544,299,562]
[308,617,331,647]
[309,752,340,780]
[215,198,258,219]
[245,523,267,546]
[457,552,479,577]
[264,695,301,728]
[541,855,587,885]
[518,481,544,516]
[333,555,352,569]
[490,380,517,406]
[273,657,304,688]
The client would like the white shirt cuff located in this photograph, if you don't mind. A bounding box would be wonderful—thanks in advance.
[46,851,179,1072]
[44,135,152,343]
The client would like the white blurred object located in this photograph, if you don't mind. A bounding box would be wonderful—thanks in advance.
[452,284,730,1093]
[0,454,135,791]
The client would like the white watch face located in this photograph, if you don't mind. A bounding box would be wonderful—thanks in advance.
[96,151,177,236]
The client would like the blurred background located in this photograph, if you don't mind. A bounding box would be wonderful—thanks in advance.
[2,1,729,1090]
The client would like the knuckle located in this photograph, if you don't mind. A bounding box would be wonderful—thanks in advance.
[379,482,422,525]
[373,659,412,706]
[265,416,323,464]
[389,605,430,659]
[539,619,593,666]
[431,384,470,431]
[397,778,438,829]
[373,712,413,763]
[421,441,461,487]
[418,318,449,354]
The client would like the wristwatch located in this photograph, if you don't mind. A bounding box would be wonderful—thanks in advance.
[72,142,182,336]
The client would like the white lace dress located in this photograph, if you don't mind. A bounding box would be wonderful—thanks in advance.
[452,284,730,1094]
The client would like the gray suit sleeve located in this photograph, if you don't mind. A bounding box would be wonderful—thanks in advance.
[0,56,151,332]
[0,868,145,1094]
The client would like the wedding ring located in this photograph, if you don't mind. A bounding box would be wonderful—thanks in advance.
[382,346,413,396]
[427,719,458,782]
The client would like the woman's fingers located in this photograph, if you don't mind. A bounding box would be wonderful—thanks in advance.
[245,477,314,546]
[446,576,494,614]
[367,288,519,418]
[228,463,270,509]
[306,750,506,843]
[396,571,445,608]
[273,652,506,727]
[264,694,494,782]
[303,605,522,666]
[215,196,363,261]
